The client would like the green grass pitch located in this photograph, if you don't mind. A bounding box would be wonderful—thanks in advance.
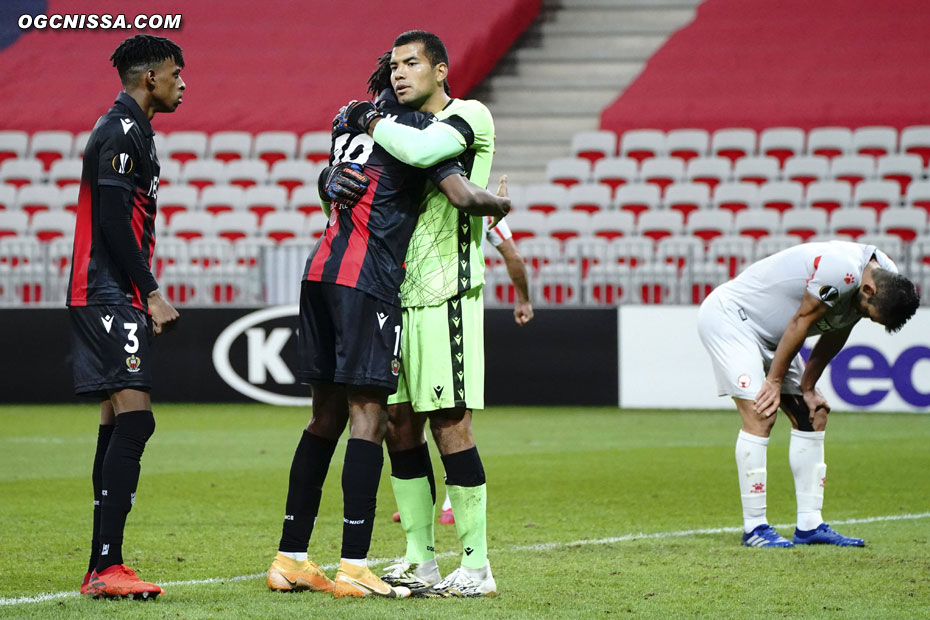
[1,404,928,619]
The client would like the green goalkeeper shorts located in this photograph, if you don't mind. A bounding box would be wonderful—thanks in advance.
[389,286,484,412]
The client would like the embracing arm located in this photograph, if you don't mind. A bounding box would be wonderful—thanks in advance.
[369,117,465,168]
[438,173,510,218]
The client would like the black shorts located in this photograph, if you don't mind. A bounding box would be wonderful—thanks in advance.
[69,305,153,398]
[297,280,402,391]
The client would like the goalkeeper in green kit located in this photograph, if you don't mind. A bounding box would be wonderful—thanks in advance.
[335,29,502,597]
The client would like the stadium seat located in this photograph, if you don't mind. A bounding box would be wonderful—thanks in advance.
[708,235,756,277]
[200,185,245,215]
[853,179,900,217]
[74,130,92,158]
[30,210,74,242]
[563,236,609,277]
[183,159,227,191]
[259,211,309,244]
[664,182,710,222]
[226,159,269,189]
[734,209,780,240]
[734,156,780,186]
[157,185,198,225]
[830,208,876,239]
[535,263,581,305]
[877,154,922,195]
[0,131,28,165]
[289,185,325,217]
[0,185,16,211]
[164,131,208,164]
[807,127,852,159]
[0,211,29,238]
[911,235,930,265]
[306,213,328,239]
[638,210,684,242]
[545,158,591,188]
[620,130,665,163]
[853,126,897,158]
[640,157,685,195]
[665,129,709,163]
[781,208,827,242]
[879,207,927,242]
[713,182,758,215]
[169,212,216,241]
[759,181,803,214]
[299,131,331,163]
[584,262,632,305]
[711,128,756,163]
[905,180,930,217]
[523,183,568,214]
[900,125,930,167]
[516,237,563,273]
[608,236,654,268]
[243,185,288,223]
[686,156,731,192]
[687,209,733,243]
[270,160,320,196]
[504,211,548,241]
[0,159,44,188]
[158,160,182,186]
[48,159,83,187]
[759,127,804,167]
[756,235,797,259]
[685,261,729,303]
[783,155,829,188]
[255,131,298,168]
[571,130,617,163]
[566,183,611,214]
[830,154,875,187]
[208,131,253,162]
[29,131,73,170]
[615,183,660,221]
[807,180,852,216]
[631,262,678,304]
[15,185,62,218]
[656,235,705,270]
[547,211,591,241]
[214,212,258,243]
[592,157,638,196]
[59,185,79,214]
[859,234,906,265]
[590,210,635,240]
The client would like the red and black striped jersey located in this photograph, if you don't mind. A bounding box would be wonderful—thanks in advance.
[304,94,463,304]
[67,93,160,311]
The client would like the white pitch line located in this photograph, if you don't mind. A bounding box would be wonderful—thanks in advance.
[2,511,928,607]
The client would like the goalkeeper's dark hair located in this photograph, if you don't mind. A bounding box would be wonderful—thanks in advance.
[870,268,919,333]
[368,50,393,96]
[392,30,451,95]
[110,34,184,87]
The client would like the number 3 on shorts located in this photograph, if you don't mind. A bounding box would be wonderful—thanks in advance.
[123,322,139,353]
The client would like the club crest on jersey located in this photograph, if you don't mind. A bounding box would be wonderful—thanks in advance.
[737,373,751,389]
[112,152,134,175]
[126,355,142,373]
[844,273,855,284]
[391,358,401,376]
[819,285,839,303]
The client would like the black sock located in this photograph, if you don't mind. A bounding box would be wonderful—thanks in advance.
[89,424,114,574]
[97,410,155,572]
[441,446,486,487]
[340,438,383,560]
[389,442,436,504]
[278,431,339,553]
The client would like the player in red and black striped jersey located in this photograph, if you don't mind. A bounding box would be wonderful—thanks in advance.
[267,76,511,596]
[69,35,184,601]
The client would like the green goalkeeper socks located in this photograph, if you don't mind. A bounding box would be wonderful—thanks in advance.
[390,475,436,564]
[447,483,488,569]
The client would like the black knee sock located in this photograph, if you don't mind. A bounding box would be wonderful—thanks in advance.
[389,442,436,504]
[441,446,486,487]
[278,431,339,553]
[340,438,383,560]
[97,410,155,572]
[89,424,114,573]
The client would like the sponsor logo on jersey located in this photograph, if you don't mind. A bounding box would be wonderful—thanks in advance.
[377,312,388,329]
[819,285,839,302]
[120,118,135,134]
[112,152,133,175]
[101,314,114,333]
[126,355,142,373]
[433,385,444,399]
[844,273,855,284]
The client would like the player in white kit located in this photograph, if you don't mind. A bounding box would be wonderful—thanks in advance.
[698,241,918,547]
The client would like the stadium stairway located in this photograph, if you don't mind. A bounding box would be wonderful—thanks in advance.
[470,0,700,185]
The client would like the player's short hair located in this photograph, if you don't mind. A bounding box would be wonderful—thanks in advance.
[870,268,919,333]
[110,34,184,87]
[392,30,451,95]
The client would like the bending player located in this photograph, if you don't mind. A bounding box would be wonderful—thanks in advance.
[698,241,918,547]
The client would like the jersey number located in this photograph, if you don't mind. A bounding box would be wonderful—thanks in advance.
[332,133,374,166]
[123,323,139,353]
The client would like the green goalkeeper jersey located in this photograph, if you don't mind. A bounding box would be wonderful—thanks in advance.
[396,98,495,308]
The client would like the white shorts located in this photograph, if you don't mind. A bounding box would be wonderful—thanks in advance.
[697,288,804,400]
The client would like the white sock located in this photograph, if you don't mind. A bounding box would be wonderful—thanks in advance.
[341,557,366,567]
[280,551,307,562]
[461,562,491,581]
[735,430,769,533]
[790,429,826,531]
[442,492,452,512]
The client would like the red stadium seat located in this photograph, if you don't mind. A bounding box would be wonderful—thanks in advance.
[665,129,709,163]
[289,185,325,217]
[566,184,611,214]
[571,130,617,164]
[711,128,756,163]
[547,211,591,241]
[270,160,320,197]
[59,185,79,214]
[781,208,828,242]
[830,208,876,239]
[664,182,710,222]
[183,160,227,191]
[760,128,804,167]
[0,186,16,212]
[686,156,731,192]
[807,127,852,160]
[686,209,732,243]
[29,131,73,171]
[656,235,705,270]
[830,154,875,188]
[853,180,899,217]
[783,155,829,188]
[299,131,332,163]
[169,212,215,242]
[638,210,684,242]
[164,131,208,165]
[759,181,803,214]
[900,125,930,167]
[155,185,198,225]
[806,180,851,216]
[620,130,665,164]
[708,235,755,277]
[255,131,298,169]
[879,207,927,242]
[853,126,897,158]
[877,154,922,195]
[0,211,29,238]
[244,185,288,223]
[545,158,591,188]
[734,156,779,186]
[208,131,253,163]
[590,210,635,241]
[214,212,259,242]
[0,159,44,189]
[523,183,568,214]
[905,180,930,217]
[592,158,638,197]
[607,236,653,267]
[615,184,660,221]
[503,211,548,242]
[15,185,62,218]
[261,211,309,244]
[733,209,779,240]
[30,210,74,242]
[226,159,269,189]
[641,157,685,196]
[200,185,245,215]
[713,182,758,215]
[0,131,28,166]
[48,159,82,188]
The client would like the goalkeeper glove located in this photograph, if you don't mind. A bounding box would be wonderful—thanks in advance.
[318,162,370,207]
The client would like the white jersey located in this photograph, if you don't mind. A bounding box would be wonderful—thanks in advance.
[715,241,897,345]
[483,216,512,248]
